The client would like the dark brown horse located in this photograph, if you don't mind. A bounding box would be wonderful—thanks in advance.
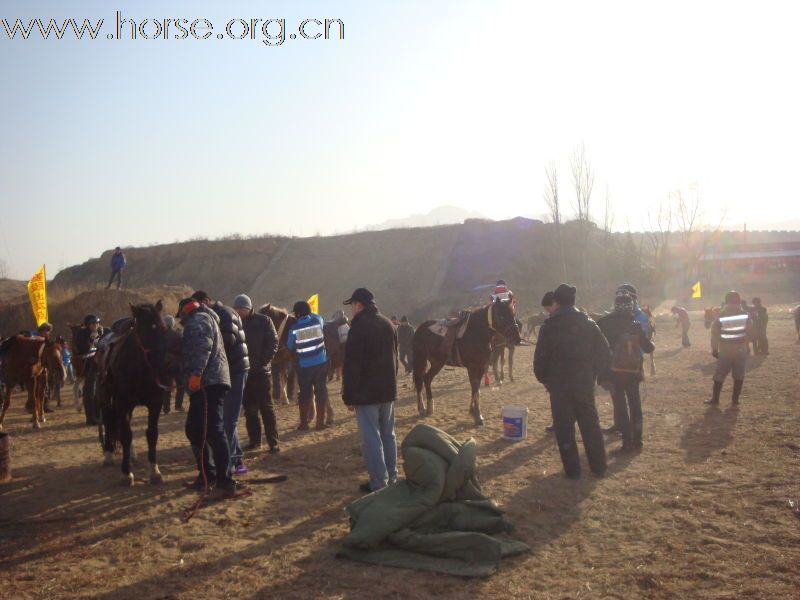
[98,301,169,485]
[259,304,298,404]
[0,336,65,429]
[412,300,520,426]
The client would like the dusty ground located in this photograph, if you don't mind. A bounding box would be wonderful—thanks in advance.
[1,310,798,599]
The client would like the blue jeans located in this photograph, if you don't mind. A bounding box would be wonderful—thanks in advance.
[224,370,248,468]
[355,402,398,491]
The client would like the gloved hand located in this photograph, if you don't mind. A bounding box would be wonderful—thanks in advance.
[188,373,203,392]
[711,351,719,359]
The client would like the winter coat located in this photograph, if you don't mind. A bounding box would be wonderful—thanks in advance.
[209,301,250,374]
[342,305,398,406]
[533,306,610,393]
[242,312,278,374]
[180,308,231,390]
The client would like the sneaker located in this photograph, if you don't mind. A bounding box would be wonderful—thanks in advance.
[359,482,373,493]
[297,423,310,431]
[235,463,249,475]
[215,479,245,497]
[244,441,262,451]
[267,446,281,455]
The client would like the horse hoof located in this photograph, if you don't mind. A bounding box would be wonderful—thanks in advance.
[33,421,41,430]
[475,417,485,427]
[150,474,164,485]
[426,407,434,417]
[103,452,113,467]
[121,473,134,486]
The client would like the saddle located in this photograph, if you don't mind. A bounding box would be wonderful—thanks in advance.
[428,311,471,367]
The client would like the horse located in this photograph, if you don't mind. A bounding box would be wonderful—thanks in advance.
[412,299,521,426]
[489,318,523,386]
[68,324,86,410]
[525,312,548,339]
[0,336,65,429]
[98,301,169,486]
[704,306,721,330]
[323,312,348,382]
[258,304,298,404]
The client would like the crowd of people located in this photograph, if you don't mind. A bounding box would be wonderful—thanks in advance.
[0,269,780,492]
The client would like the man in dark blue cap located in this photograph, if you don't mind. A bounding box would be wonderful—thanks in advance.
[341,288,399,493]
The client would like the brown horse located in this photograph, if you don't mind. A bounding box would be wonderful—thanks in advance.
[68,324,88,411]
[323,313,348,382]
[259,304,298,404]
[490,318,523,385]
[0,336,65,429]
[412,299,520,426]
[98,301,169,485]
[525,312,548,338]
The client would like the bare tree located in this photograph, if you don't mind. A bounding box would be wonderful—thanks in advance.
[675,186,701,252]
[544,162,567,279]
[646,198,673,267]
[570,143,594,223]
[602,185,614,234]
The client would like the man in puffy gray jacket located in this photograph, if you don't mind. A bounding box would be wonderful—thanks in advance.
[192,290,250,474]
[178,297,238,494]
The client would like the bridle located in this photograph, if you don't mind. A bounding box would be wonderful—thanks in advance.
[132,321,171,391]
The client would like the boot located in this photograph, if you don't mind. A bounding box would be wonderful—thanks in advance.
[705,380,723,405]
[732,379,744,405]
[297,403,309,430]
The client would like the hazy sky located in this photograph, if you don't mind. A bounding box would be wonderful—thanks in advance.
[1,0,798,278]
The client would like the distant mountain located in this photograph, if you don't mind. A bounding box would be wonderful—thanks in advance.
[370,206,489,231]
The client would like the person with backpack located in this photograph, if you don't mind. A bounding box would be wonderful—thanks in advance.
[597,293,655,452]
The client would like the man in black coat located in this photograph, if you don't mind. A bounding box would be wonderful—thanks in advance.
[193,291,250,471]
[597,293,655,452]
[342,287,399,493]
[233,294,279,454]
[534,284,610,479]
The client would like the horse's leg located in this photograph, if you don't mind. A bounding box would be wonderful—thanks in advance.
[490,347,501,387]
[0,383,10,429]
[146,399,163,484]
[119,409,134,486]
[469,366,485,426]
[508,344,515,383]
[36,376,46,425]
[424,357,445,416]
[413,354,426,416]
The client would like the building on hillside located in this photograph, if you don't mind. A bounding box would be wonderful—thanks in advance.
[698,240,800,295]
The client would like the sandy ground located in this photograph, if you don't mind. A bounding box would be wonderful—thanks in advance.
[1,310,799,599]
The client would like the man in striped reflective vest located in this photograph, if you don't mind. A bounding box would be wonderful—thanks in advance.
[287,301,330,430]
[707,290,754,406]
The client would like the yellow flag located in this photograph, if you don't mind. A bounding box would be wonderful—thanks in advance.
[691,281,702,299]
[307,293,319,315]
[27,265,49,326]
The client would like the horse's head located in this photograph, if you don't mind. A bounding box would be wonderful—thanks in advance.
[491,299,521,345]
[130,300,168,379]
[42,338,66,383]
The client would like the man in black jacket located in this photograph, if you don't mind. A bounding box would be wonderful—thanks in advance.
[597,293,655,452]
[342,287,399,493]
[534,284,610,479]
[193,291,250,472]
[234,294,280,454]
